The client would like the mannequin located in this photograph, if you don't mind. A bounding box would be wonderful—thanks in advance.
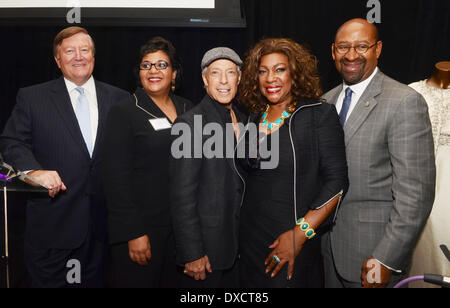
[426,61,450,89]
[409,61,450,288]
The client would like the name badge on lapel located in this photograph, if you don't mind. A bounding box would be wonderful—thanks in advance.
[149,118,172,131]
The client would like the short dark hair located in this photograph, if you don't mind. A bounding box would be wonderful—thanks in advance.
[135,37,182,91]
[53,26,95,58]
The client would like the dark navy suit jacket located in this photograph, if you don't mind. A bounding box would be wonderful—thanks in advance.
[0,76,129,249]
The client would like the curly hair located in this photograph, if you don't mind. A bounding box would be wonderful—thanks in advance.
[239,38,323,114]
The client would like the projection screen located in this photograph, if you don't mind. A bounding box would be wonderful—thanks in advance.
[0,0,245,27]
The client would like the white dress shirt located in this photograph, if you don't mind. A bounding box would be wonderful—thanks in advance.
[24,76,99,175]
[64,76,99,148]
[335,67,379,118]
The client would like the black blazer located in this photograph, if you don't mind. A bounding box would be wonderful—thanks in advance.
[0,77,129,249]
[239,99,349,230]
[169,95,246,270]
[102,87,193,245]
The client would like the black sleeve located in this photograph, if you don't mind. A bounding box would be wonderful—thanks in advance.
[101,102,146,244]
[309,104,349,211]
[0,88,43,171]
[169,116,205,264]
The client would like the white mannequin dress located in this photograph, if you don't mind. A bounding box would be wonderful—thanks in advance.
[409,80,450,288]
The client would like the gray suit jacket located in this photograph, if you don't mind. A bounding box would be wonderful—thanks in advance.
[323,70,436,282]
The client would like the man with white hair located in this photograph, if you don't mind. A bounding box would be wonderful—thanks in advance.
[169,47,246,288]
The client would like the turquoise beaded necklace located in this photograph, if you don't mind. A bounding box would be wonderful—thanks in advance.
[261,104,292,130]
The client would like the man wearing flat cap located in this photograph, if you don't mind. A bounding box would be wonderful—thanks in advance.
[169,47,246,287]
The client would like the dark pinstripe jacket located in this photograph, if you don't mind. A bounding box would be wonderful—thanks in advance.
[0,76,129,249]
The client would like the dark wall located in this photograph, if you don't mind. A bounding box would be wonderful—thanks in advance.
[0,0,449,288]
[0,0,449,130]
[243,0,450,90]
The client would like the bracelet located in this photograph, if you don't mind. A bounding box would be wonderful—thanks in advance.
[296,218,316,239]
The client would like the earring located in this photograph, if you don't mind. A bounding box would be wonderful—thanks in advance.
[171,80,176,92]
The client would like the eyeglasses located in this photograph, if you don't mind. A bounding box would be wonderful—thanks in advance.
[139,61,170,71]
[334,42,378,55]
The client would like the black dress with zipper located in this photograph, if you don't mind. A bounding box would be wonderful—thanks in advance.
[238,100,349,288]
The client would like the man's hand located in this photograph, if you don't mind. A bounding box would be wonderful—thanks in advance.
[27,170,67,198]
[184,255,212,281]
[128,235,151,266]
[361,257,392,288]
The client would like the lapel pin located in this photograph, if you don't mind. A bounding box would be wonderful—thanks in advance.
[365,102,370,107]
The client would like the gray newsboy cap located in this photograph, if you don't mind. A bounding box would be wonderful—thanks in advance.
[201,47,243,71]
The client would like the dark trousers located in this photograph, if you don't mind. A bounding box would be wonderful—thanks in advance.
[179,259,240,288]
[109,226,181,288]
[24,226,107,288]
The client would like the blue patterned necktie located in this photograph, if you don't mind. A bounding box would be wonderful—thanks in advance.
[339,87,353,127]
[74,87,93,157]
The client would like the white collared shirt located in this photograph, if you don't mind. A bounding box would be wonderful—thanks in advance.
[63,76,99,148]
[335,67,379,118]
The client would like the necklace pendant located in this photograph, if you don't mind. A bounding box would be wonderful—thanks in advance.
[260,105,292,131]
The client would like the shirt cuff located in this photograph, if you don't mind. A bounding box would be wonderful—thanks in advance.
[376,258,402,273]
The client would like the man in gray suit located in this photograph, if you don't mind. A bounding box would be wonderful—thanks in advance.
[322,18,436,288]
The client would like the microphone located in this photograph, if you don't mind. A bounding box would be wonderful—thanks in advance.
[0,153,13,182]
[0,153,15,174]
[421,246,450,287]
[440,245,450,262]
[0,159,15,174]
[424,274,450,288]
[395,245,450,288]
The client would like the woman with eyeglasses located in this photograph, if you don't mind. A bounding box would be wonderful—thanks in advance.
[102,37,193,287]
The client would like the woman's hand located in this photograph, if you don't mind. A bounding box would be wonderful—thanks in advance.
[264,193,343,280]
[128,235,151,266]
[265,228,306,280]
